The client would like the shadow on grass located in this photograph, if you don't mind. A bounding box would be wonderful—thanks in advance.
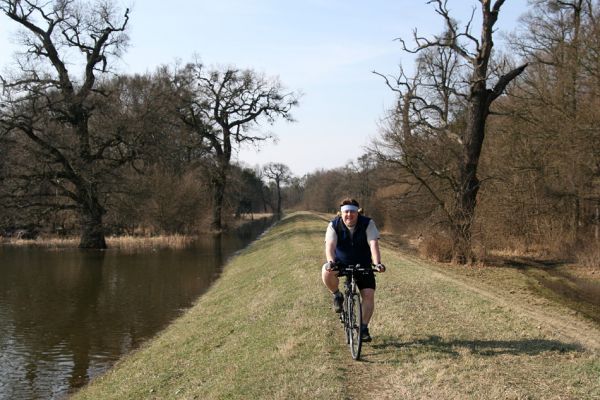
[369,334,583,358]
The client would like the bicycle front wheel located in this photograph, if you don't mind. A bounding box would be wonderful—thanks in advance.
[343,296,350,344]
[348,293,362,360]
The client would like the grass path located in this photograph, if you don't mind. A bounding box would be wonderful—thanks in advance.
[72,212,600,399]
[348,248,600,399]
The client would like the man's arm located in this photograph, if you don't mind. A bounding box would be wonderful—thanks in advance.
[325,239,337,264]
[370,239,386,272]
[325,223,337,264]
[369,239,381,265]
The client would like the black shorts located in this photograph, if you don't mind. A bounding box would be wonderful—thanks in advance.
[339,270,376,291]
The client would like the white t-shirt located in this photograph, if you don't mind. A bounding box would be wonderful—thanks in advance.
[325,218,380,245]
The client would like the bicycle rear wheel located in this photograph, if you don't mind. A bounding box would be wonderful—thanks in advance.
[348,293,362,360]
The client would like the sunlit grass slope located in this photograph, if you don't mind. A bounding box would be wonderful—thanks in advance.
[72,212,343,399]
[73,211,600,399]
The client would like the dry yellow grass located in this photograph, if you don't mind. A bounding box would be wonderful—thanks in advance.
[2,234,195,250]
[71,212,600,399]
[2,236,79,247]
[107,234,194,250]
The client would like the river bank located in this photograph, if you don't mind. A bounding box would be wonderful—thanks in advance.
[72,211,600,399]
[1,214,274,250]
[0,216,274,399]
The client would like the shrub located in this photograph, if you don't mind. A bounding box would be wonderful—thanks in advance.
[418,230,454,263]
[576,242,600,269]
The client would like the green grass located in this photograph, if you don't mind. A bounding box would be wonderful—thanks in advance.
[72,212,600,399]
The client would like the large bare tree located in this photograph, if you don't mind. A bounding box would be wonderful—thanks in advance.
[262,162,292,216]
[0,0,131,248]
[375,0,528,263]
[173,63,299,231]
[498,0,600,247]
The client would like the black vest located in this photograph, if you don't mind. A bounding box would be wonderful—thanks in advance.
[332,215,372,266]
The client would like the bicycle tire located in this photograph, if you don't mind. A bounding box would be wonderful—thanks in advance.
[348,293,362,360]
[343,296,350,344]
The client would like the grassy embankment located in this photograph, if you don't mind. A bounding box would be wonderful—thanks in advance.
[73,211,600,399]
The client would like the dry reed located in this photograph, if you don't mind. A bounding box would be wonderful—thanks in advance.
[107,235,194,250]
[2,234,194,250]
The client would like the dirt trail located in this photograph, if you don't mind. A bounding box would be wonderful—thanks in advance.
[383,238,600,351]
[449,271,597,349]
[409,256,600,351]
[342,250,600,399]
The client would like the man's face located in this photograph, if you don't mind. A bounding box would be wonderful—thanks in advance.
[342,209,358,227]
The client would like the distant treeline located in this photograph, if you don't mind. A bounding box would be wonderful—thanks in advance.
[296,1,600,266]
[1,1,598,265]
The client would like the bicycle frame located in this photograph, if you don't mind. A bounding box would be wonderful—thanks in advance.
[336,264,371,360]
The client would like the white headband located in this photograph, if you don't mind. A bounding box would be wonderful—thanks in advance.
[341,205,358,213]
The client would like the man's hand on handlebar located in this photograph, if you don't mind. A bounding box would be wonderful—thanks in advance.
[325,261,337,271]
[373,263,386,273]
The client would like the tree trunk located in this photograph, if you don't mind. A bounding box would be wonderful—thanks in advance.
[210,159,229,232]
[451,220,473,264]
[595,202,599,241]
[79,203,106,249]
[452,86,488,263]
[211,177,225,231]
[574,196,581,241]
[276,181,282,216]
[452,182,477,264]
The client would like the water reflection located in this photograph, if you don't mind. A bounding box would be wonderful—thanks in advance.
[0,218,272,400]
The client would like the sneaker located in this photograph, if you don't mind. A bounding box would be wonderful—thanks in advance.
[332,292,343,313]
[360,327,372,342]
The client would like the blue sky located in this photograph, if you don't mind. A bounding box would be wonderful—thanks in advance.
[0,1,529,176]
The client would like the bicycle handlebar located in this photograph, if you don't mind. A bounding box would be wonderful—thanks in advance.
[331,263,381,273]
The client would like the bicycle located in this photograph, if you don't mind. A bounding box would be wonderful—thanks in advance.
[334,263,376,360]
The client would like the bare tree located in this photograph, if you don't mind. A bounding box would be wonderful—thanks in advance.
[0,0,130,248]
[345,154,378,212]
[299,169,343,213]
[373,42,466,257]
[375,0,527,263]
[262,162,292,216]
[498,0,600,250]
[173,62,300,231]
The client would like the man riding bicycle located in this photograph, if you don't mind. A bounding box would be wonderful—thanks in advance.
[322,198,385,342]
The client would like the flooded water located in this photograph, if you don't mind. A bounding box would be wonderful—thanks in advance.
[0,218,272,400]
